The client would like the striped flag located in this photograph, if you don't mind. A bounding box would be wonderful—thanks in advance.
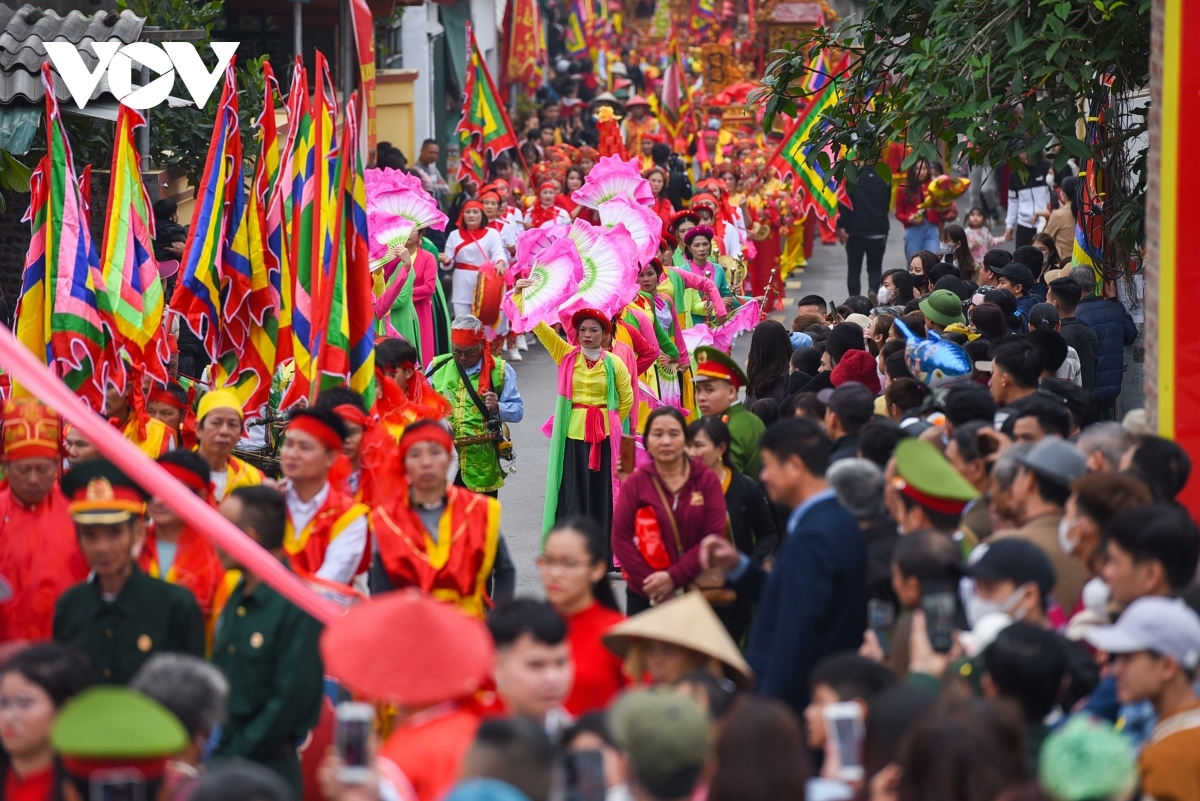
[213,61,286,416]
[765,80,843,222]
[691,0,717,34]
[169,64,243,364]
[339,94,376,407]
[14,63,116,411]
[659,43,692,144]
[98,104,170,389]
[284,53,341,407]
[283,59,317,406]
[563,0,591,55]
[455,24,521,186]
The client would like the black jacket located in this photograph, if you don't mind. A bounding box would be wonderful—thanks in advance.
[725,470,780,562]
[1075,295,1137,403]
[1059,318,1099,391]
[837,169,892,238]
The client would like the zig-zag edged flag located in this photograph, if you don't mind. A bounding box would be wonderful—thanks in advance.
[455,23,521,186]
[765,80,843,222]
[98,104,170,390]
[14,63,117,411]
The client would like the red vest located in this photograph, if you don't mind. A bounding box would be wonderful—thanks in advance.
[138,522,226,619]
[372,485,501,618]
[285,485,372,582]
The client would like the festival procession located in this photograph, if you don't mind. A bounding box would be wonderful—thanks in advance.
[0,0,1193,797]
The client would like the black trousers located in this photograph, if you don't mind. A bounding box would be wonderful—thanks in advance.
[845,236,887,297]
[1015,224,1037,248]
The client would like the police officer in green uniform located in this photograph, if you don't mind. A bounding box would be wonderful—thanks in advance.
[53,459,205,685]
[213,484,324,798]
[52,685,188,801]
[886,439,981,552]
[692,346,766,477]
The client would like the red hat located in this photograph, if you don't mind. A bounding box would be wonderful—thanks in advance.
[321,589,494,706]
[571,307,612,335]
[2,398,60,461]
[667,209,700,233]
[625,94,651,108]
[831,349,882,394]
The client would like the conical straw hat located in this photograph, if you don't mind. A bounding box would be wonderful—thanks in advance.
[603,591,754,686]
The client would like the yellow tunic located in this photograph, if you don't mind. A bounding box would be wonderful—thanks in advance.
[122,416,177,459]
[533,323,634,439]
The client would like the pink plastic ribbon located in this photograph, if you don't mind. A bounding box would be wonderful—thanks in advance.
[0,323,342,625]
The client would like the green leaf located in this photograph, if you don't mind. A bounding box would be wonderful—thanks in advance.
[875,162,893,184]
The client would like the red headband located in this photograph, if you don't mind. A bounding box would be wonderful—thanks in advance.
[895,479,969,517]
[538,181,559,192]
[451,328,487,347]
[147,386,188,411]
[463,200,484,213]
[334,404,371,428]
[288,415,344,451]
[399,424,454,462]
[62,756,169,782]
[161,462,211,496]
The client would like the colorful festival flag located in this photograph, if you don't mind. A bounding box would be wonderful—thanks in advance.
[660,43,692,144]
[98,104,170,390]
[213,61,287,416]
[455,23,521,186]
[691,0,717,35]
[506,0,545,92]
[283,58,318,406]
[14,63,116,411]
[766,81,843,222]
[169,64,244,364]
[563,0,593,57]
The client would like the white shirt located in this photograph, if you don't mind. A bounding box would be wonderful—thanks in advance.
[211,469,229,502]
[444,228,509,308]
[284,481,369,585]
[1056,345,1083,386]
[1005,167,1052,231]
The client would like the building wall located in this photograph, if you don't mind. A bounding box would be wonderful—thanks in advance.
[377,68,419,161]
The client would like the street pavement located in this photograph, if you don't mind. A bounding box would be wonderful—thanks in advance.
[499,221,911,597]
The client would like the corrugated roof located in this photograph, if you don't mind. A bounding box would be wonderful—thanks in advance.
[0,3,144,104]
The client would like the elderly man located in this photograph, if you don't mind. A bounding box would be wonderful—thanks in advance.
[131,653,229,778]
[194,389,263,502]
[0,399,88,641]
[429,315,524,497]
[828,458,899,606]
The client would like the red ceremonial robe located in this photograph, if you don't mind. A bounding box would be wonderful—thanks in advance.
[138,522,227,619]
[284,486,372,582]
[0,486,87,642]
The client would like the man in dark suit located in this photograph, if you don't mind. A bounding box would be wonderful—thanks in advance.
[702,417,867,715]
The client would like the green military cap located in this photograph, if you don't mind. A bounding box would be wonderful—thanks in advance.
[691,346,748,389]
[60,458,150,525]
[610,690,709,798]
[893,438,979,516]
[52,686,188,779]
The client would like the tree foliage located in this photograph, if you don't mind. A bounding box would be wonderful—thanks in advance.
[756,0,1150,273]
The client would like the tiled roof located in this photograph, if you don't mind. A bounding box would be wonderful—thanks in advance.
[0,3,144,104]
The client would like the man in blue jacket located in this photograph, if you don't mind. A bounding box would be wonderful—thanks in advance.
[1071,266,1137,412]
[702,417,867,715]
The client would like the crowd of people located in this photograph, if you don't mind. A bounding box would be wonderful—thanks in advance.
[0,31,1177,801]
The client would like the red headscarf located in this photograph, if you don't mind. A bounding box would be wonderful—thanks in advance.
[450,324,496,393]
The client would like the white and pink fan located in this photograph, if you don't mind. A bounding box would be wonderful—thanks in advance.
[512,224,571,280]
[560,219,641,317]
[571,154,655,209]
[710,299,762,352]
[501,237,584,333]
[598,196,663,267]
[367,187,449,256]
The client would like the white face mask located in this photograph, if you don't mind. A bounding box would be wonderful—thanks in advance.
[1058,516,1080,556]
[1081,577,1111,616]
[939,242,954,255]
[965,584,1030,628]
[877,285,892,304]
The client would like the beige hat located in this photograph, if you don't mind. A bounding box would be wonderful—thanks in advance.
[603,592,754,686]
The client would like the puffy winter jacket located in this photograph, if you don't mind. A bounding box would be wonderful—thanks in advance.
[1076,295,1138,403]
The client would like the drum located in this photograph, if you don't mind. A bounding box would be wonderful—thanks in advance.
[473,264,504,327]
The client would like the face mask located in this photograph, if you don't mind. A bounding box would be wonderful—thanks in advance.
[939,242,954,255]
[877,285,892,304]
[965,584,1030,628]
[1081,577,1111,616]
[911,273,929,288]
[1058,516,1080,556]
